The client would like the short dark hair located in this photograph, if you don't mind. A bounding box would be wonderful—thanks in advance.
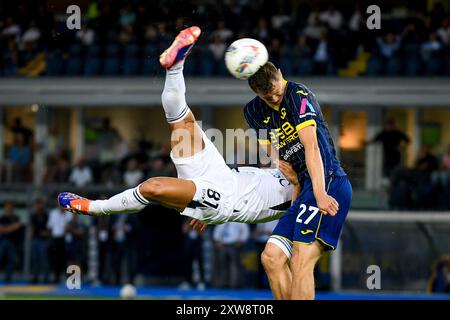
[248,62,279,94]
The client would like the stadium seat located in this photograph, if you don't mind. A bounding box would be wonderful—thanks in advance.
[68,44,82,58]
[106,44,120,58]
[296,58,314,76]
[124,44,139,59]
[103,58,120,75]
[65,58,82,76]
[142,57,159,75]
[107,30,119,43]
[424,58,442,76]
[83,58,101,76]
[404,59,420,76]
[45,53,64,76]
[445,58,450,76]
[2,63,17,76]
[365,57,382,76]
[122,58,139,75]
[280,52,294,76]
[85,45,100,59]
[143,44,158,57]
[197,49,213,76]
[404,44,420,60]
[385,58,402,76]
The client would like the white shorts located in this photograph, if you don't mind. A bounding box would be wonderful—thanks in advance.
[170,131,237,224]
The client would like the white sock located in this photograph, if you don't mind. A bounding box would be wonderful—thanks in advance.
[161,63,190,123]
[89,185,149,216]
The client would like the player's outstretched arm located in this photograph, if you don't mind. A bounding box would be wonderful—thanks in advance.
[298,125,339,216]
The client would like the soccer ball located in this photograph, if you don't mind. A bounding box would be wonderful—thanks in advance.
[120,284,137,299]
[224,38,269,80]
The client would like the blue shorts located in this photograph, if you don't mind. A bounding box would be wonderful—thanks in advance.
[271,175,352,252]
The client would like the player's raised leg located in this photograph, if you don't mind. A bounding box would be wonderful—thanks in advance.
[160,26,204,158]
[59,27,204,216]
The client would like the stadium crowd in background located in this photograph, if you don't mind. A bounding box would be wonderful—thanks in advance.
[0,1,449,76]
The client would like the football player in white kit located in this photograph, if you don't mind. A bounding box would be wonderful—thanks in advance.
[58,27,300,239]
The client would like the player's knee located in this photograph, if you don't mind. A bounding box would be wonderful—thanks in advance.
[139,178,165,199]
[261,247,285,271]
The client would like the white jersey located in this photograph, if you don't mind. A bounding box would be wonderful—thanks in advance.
[171,130,293,224]
[228,167,292,223]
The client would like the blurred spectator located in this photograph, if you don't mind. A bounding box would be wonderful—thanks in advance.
[179,219,206,290]
[43,126,64,157]
[441,145,450,171]
[47,207,72,283]
[377,33,401,58]
[268,38,283,66]
[293,34,313,59]
[20,21,41,52]
[1,17,21,44]
[6,132,32,182]
[416,145,439,174]
[44,154,71,184]
[0,201,23,283]
[421,33,442,60]
[148,155,173,177]
[119,25,136,46]
[437,18,450,44]
[348,5,366,52]
[10,117,33,146]
[119,4,136,28]
[97,118,121,164]
[304,16,326,41]
[371,119,410,178]
[213,222,249,289]
[271,8,291,31]
[29,198,49,283]
[65,214,84,268]
[209,33,227,63]
[428,256,450,293]
[320,5,343,31]
[349,5,362,33]
[212,20,233,42]
[253,220,278,289]
[69,158,93,187]
[401,23,422,49]
[112,214,139,285]
[414,145,439,209]
[313,31,332,75]
[86,1,100,22]
[253,19,270,42]
[76,25,95,46]
[123,158,144,187]
[307,5,321,26]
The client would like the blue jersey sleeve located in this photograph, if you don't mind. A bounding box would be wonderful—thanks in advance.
[286,86,319,132]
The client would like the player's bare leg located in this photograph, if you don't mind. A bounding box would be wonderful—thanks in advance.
[289,241,323,300]
[261,242,292,300]
[59,27,204,216]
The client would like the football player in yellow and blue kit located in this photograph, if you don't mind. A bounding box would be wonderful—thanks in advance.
[244,62,352,300]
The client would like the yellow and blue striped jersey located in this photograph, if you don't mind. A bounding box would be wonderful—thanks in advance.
[244,81,346,178]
